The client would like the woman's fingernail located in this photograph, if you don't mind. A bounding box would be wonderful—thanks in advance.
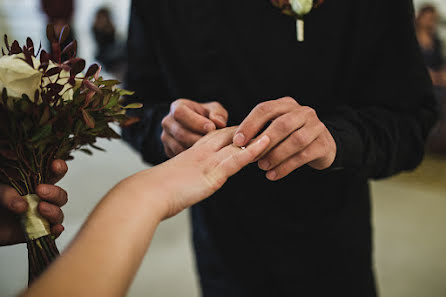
[204,123,215,132]
[267,171,277,180]
[233,133,245,146]
[258,160,270,170]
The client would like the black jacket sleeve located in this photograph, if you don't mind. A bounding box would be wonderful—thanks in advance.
[322,0,437,179]
[121,0,170,165]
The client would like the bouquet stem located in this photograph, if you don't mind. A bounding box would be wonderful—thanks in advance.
[21,194,60,284]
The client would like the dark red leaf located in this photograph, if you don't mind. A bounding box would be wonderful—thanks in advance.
[51,42,61,63]
[26,37,34,55]
[10,40,22,54]
[43,66,62,77]
[61,40,77,58]
[3,34,9,52]
[83,80,101,93]
[69,76,75,86]
[46,24,57,43]
[40,62,49,72]
[84,90,96,106]
[40,50,50,64]
[81,109,95,128]
[59,25,70,44]
[85,64,99,78]
[70,58,86,76]
[36,41,42,56]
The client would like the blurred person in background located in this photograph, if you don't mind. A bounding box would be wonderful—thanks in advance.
[416,4,446,153]
[92,7,127,79]
[416,4,444,85]
[40,0,75,51]
[122,1,437,296]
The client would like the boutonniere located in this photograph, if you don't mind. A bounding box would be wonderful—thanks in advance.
[271,0,324,42]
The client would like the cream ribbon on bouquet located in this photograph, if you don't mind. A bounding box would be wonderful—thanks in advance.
[21,194,51,240]
[271,0,324,42]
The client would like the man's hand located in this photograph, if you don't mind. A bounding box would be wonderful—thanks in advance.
[233,97,337,181]
[0,160,68,246]
[161,99,228,158]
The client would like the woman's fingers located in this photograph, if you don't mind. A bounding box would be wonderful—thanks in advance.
[38,202,65,225]
[207,135,270,188]
[200,127,238,151]
[0,184,27,215]
[47,160,68,184]
[36,185,68,207]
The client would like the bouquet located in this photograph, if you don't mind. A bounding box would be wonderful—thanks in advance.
[0,25,141,284]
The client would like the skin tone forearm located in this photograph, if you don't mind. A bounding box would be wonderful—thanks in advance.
[20,127,270,297]
[20,172,167,297]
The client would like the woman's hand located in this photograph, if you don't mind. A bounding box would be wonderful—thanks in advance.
[125,127,270,219]
[20,128,269,297]
[0,160,68,246]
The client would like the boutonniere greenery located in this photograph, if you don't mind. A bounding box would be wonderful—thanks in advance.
[271,0,325,42]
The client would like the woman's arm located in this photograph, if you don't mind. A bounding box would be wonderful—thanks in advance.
[20,127,270,297]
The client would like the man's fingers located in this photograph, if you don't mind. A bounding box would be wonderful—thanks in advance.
[38,202,64,225]
[36,185,68,207]
[252,108,312,160]
[48,159,68,184]
[258,120,325,170]
[0,184,27,214]
[234,97,298,147]
[162,116,203,148]
[204,102,228,128]
[266,140,323,181]
[170,103,216,134]
[161,131,187,157]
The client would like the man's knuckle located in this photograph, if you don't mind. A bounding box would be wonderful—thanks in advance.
[316,122,326,133]
[256,101,273,114]
[302,106,316,117]
[161,116,169,128]
[161,131,168,143]
[282,96,296,105]
[275,117,292,132]
[299,149,311,162]
[291,131,306,145]
[172,105,186,120]
[174,129,186,142]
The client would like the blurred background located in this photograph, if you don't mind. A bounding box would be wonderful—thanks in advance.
[0,0,446,296]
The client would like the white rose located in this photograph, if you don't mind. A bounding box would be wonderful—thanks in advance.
[0,54,42,100]
[289,0,313,16]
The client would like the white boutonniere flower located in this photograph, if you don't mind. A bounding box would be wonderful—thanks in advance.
[272,0,324,42]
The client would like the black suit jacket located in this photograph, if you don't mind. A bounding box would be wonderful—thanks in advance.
[122,0,437,295]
